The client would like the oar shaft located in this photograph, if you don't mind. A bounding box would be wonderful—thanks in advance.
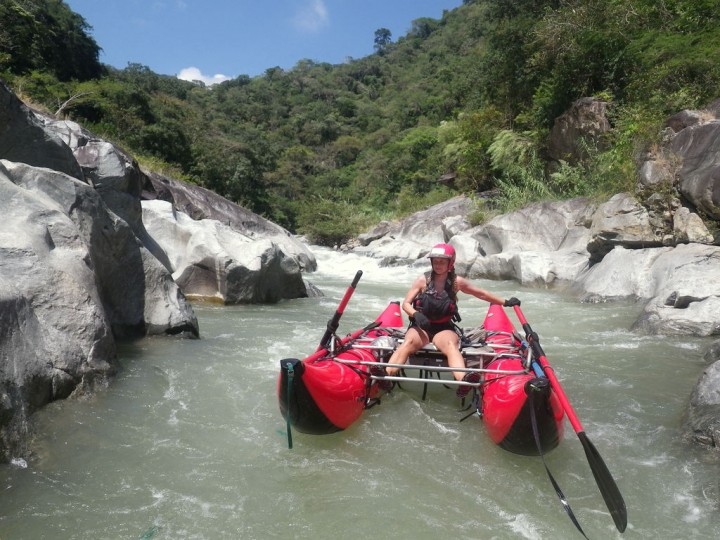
[317,270,363,351]
[335,270,363,317]
[514,306,584,433]
[535,355,584,433]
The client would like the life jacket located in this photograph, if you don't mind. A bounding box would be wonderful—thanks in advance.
[412,271,460,324]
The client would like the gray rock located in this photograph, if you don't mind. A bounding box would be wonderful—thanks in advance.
[39,116,147,235]
[0,159,200,461]
[353,195,474,264]
[687,358,720,449]
[547,97,611,164]
[2,164,117,459]
[673,206,715,244]
[470,198,594,256]
[142,200,308,303]
[145,171,316,272]
[0,81,82,179]
[587,193,662,263]
[671,121,720,220]
[639,104,720,221]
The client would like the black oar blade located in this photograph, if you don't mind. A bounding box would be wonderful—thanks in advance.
[578,432,627,533]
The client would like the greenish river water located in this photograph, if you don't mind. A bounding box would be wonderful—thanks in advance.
[1,247,718,539]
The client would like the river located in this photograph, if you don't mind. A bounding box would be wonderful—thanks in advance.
[1,247,718,539]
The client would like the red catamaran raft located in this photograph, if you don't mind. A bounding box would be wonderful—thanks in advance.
[277,271,627,535]
[278,300,565,456]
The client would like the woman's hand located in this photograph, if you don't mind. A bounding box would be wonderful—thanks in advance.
[411,312,431,330]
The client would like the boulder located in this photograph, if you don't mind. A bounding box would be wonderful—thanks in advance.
[576,246,667,302]
[635,296,720,336]
[2,161,199,338]
[352,196,475,265]
[38,116,190,288]
[40,117,158,253]
[577,242,720,335]
[671,120,720,220]
[587,193,662,264]
[145,171,316,272]
[0,81,82,179]
[640,103,720,221]
[462,198,594,286]
[673,207,714,244]
[469,198,594,256]
[637,154,675,189]
[547,97,611,164]
[142,200,309,303]
[356,220,398,247]
[630,243,720,336]
[687,350,720,448]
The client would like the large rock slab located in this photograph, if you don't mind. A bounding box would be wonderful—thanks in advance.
[145,171,316,273]
[577,243,720,335]
[576,247,669,302]
[352,196,474,265]
[687,341,720,448]
[462,198,594,285]
[470,198,595,256]
[0,81,83,179]
[586,193,663,264]
[142,200,308,303]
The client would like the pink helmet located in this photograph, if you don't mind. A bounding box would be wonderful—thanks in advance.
[427,243,456,270]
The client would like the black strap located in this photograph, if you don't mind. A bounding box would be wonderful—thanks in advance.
[528,383,589,539]
[285,364,294,450]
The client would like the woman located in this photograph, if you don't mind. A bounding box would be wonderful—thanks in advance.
[385,243,520,397]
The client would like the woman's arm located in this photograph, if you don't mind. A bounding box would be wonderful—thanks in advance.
[401,275,427,317]
[456,276,506,305]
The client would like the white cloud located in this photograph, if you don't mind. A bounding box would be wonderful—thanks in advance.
[177,67,231,86]
[293,0,329,33]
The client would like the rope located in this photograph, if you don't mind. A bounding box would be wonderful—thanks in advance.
[528,381,588,539]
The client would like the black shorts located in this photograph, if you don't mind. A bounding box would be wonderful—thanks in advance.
[410,321,456,341]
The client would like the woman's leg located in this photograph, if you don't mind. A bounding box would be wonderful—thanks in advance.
[432,329,465,381]
[386,327,428,376]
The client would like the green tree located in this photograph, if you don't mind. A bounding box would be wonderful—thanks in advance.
[0,0,102,81]
[374,28,392,54]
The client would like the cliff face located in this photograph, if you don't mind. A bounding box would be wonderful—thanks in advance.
[0,81,315,461]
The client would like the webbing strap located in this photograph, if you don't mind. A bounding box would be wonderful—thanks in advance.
[528,383,588,539]
[285,364,294,450]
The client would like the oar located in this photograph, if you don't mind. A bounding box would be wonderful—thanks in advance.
[513,305,628,533]
[317,270,363,351]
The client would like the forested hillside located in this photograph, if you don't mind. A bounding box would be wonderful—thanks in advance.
[2,0,720,244]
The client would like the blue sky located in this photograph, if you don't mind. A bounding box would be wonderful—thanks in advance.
[63,0,465,85]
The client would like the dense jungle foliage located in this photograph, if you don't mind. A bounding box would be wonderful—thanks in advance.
[2,0,720,245]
